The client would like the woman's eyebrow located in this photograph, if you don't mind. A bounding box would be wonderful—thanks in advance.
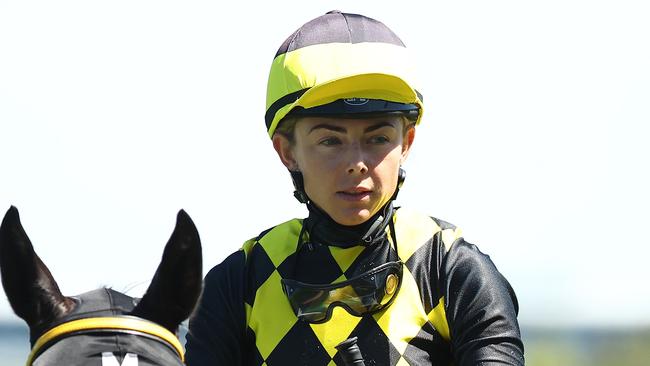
[308,124,346,134]
[308,121,396,134]
[364,121,396,133]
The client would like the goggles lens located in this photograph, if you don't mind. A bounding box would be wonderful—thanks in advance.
[281,261,403,323]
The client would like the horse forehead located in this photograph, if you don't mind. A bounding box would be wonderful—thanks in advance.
[69,288,138,316]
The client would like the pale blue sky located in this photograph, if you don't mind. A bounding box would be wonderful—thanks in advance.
[1,1,649,328]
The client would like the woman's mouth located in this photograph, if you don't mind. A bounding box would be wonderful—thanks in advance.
[337,189,372,201]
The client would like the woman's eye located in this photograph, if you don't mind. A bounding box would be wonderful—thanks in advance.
[319,137,341,146]
[368,135,389,144]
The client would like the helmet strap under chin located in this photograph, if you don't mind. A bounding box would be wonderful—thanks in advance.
[290,170,309,203]
[391,167,406,201]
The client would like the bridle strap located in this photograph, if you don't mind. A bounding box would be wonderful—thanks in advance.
[26,316,184,365]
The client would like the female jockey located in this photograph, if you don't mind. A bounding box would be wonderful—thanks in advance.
[185,11,524,366]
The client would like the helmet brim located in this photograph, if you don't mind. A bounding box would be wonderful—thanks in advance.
[268,73,423,137]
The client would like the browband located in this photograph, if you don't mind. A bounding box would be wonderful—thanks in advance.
[26,316,184,365]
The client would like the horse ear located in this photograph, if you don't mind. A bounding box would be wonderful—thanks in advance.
[131,210,202,333]
[0,206,74,329]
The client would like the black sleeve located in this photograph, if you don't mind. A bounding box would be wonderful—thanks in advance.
[443,240,525,365]
[185,250,247,366]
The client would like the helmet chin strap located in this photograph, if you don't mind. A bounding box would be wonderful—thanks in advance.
[289,167,406,204]
[290,170,309,203]
[392,167,406,200]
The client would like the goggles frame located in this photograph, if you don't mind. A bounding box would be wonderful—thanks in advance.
[281,260,403,324]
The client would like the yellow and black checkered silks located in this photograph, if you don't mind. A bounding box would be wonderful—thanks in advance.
[241,208,463,366]
[264,11,424,138]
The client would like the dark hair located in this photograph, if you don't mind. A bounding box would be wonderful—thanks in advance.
[273,116,299,143]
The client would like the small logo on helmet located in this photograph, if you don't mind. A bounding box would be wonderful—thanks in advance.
[343,98,369,106]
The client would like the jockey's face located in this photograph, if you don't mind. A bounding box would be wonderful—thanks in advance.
[274,115,415,226]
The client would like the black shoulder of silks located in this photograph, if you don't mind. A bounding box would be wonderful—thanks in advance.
[442,240,525,365]
[431,217,457,231]
[185,250,247,365]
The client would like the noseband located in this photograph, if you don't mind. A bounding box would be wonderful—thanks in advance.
[26,316,185,365]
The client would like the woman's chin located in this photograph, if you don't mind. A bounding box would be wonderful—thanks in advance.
[331,209,373,226]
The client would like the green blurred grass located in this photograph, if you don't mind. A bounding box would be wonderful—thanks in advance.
[523,327,650,366]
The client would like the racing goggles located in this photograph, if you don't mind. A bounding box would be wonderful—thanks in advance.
[281,261,403,323]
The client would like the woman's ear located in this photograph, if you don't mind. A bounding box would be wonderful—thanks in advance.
[400,125,416,164]
[272,134,298,170]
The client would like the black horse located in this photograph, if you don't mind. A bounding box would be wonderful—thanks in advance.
[0,206,202,366]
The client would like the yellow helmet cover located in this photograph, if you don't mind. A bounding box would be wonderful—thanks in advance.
[265,11,423,138]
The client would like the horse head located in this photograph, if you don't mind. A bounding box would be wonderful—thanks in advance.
[0,206,202,366]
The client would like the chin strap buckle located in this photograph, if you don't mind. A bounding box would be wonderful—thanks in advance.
[290,170,309,203]
[293,190,308,204]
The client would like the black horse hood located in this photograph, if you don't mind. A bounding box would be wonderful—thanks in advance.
[30,288,139,346]
[69,288,139,318]
[30,288,185,366]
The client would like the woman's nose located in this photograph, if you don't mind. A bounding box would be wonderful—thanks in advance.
[346,144,369,174]
[347,162,368,174]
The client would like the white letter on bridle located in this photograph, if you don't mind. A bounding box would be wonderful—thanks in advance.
[101,352,139,366]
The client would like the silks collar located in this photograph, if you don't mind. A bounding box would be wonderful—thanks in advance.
[26,316,184,366]
[304,201,394,248]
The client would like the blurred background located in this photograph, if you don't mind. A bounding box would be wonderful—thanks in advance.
[1,1,649,365]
